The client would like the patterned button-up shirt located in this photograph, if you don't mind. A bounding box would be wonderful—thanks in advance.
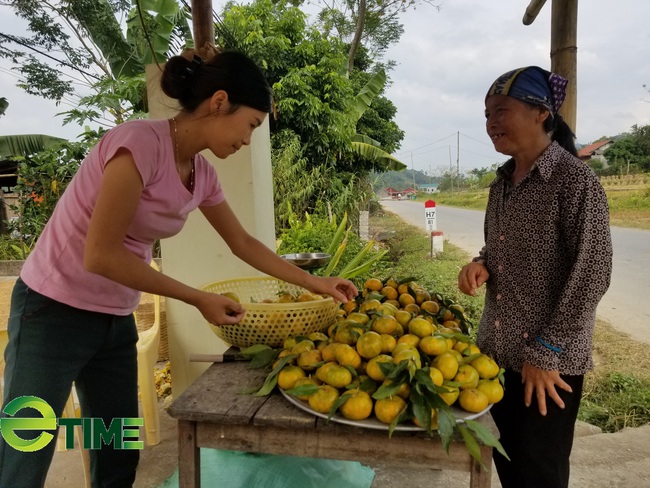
[475,141,612,375]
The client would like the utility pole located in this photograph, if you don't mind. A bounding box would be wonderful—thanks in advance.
[411,153,415,190]
[456,131,460,179]
[448,145,454,194]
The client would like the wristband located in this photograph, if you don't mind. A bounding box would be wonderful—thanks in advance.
[535,336,562,353]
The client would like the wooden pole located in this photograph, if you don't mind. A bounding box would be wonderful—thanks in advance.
[522,0,548,25]
[191,0,214,49]
[550,0,578,134]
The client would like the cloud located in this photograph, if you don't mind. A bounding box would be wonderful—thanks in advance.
[385,0,650,172]
[1,0,649,174]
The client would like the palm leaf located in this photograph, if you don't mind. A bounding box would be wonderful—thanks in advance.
[350,141,407,171]
[0,134,66,159]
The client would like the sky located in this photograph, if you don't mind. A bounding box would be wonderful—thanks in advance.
[1,0,649,174]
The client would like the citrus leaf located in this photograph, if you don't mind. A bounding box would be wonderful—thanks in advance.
[248,348,280,369]
[251,354,296,396]
[437,409,456,453]
[239,344,272,358]
[464,419,510,460]
[285,384,319,398]
[457,423,485,469]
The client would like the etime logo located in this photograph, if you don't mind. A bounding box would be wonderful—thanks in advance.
[0,396,143,452]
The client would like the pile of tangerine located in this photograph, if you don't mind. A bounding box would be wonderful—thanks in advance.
[274,278,504,427]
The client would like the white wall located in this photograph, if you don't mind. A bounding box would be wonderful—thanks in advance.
[146,65,277,395]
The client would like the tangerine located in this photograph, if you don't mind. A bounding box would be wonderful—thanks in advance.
[374,396,407,424]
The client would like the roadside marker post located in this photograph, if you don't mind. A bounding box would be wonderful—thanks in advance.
[425,200,443,256]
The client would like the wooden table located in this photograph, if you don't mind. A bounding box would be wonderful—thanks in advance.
[167,361,498,488]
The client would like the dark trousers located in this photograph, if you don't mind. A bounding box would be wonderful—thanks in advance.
[491,368,584,488]
[0,278,140,488]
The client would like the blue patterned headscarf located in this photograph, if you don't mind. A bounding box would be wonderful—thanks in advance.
[486,66,568,115]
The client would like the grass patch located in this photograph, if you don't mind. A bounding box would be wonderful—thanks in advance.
[370,208,486,335]
[370,208,650,432]
[579,320,650,432]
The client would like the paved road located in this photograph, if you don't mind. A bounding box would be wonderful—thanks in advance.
[380,199,650,345]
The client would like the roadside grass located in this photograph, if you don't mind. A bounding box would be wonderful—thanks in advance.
[422,181,650,230]
[370,208,650,432]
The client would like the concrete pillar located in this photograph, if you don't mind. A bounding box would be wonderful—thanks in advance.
[146,65,276,395]
[359,210,369,241]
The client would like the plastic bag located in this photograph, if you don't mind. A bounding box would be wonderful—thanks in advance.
[158,449,375,488]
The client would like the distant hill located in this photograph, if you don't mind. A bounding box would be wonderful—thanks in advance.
[372,169,438,192]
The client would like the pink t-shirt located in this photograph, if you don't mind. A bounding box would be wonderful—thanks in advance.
[21,119,225,315]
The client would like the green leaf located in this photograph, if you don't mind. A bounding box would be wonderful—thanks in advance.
[251,354,296,396]
[285,384,319,398]
[325,212,348,256]
[437,409,456,453]
[248,348,280,369]
[457,424,484,469]
[464,419,510,460]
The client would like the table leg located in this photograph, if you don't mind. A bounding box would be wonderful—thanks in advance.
[178,420,200,488]
[469,444,493,488]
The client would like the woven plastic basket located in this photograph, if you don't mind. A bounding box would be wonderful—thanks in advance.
[201,277,339,348]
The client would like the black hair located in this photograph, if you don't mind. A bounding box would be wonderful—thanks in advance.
[543,113,578,157]
[161,50,272,114]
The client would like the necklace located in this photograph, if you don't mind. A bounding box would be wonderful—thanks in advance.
[171,117,195,193]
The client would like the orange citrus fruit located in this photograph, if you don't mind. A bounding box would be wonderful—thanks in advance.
[297,349,323,371]
[458,388,489,413]
[374,396,407,424]
[277,365,307,390]
[408,317,435,338]
[453,364,480,390]
[439,384,460,406]
[477,379,504,404]
[308,385,340,414]
[366,354,393,381]
[379,334,397,354]
[471,354,500,379]
[371,315,399,335]
[322,364,353,389]
[418,335,449,356]
[356,331,383,359]
[432,352,460,380]
[364,278,383,292]
[339,390,374,420]
[380,286,398,301]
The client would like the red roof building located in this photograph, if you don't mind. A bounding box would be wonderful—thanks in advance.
[578,140,613,163]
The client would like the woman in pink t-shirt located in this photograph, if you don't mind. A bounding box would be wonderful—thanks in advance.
[0,45,358,487]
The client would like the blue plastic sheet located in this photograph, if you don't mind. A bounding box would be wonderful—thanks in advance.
[159,449,375,488]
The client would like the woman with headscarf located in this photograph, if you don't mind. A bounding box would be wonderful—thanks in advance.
[458,66,612,488]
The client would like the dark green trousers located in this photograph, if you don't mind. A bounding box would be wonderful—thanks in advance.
[0,278,140,488]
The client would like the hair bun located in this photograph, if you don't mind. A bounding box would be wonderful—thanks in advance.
[181,42,222,64]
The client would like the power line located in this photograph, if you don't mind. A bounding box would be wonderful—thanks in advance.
[394,132,459,156]
[0,32,101,81]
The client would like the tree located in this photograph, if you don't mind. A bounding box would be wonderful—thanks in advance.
[0,97,7,117]
[219,0,404,173]
[0,0,190,128]
[314,0,440,73]
[600,125,650,175]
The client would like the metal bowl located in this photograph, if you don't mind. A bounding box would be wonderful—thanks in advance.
[280,252,331,270]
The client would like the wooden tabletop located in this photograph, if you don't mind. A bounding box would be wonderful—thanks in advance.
[168,361,498,471]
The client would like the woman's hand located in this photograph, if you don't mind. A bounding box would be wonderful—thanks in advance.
[458,262,489,296]
[194,291,246,326]
[521,362,573,416]
[308,276,359,304]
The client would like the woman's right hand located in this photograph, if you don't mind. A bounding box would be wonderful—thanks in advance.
[458,262,490,296]
[195,292,246,326]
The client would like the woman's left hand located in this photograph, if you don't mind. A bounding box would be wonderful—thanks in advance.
[521,362,573,416]
[308,277,359,304]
